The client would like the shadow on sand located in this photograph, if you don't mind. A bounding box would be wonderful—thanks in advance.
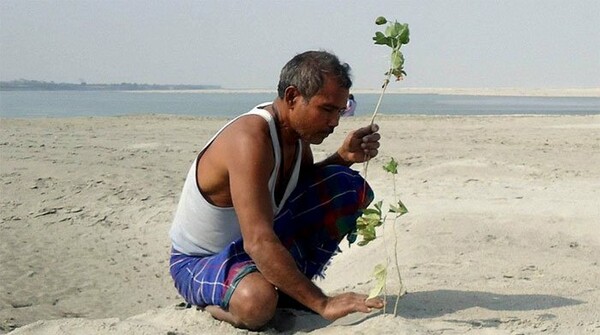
[389,289,584,318]
[271,289,584,332]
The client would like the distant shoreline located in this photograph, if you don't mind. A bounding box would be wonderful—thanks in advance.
[2,81,598,97]
[0,80,221,92]
[359,87,600,97]
[127,87,600,97]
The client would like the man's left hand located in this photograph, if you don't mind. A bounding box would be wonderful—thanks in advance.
[337,124,380,164]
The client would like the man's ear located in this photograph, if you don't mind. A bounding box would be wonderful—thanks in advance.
[284,86,301,106]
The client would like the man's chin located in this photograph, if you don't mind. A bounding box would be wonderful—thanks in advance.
[306,138,323,145]
[309,135,329,145]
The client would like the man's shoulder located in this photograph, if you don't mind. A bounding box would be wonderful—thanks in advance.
[232,113,270,133]
[218,114,272,147]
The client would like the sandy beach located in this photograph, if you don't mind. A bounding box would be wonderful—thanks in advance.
[1,114,599,334]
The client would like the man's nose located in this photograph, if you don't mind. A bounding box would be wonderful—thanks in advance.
[329,113,340,127]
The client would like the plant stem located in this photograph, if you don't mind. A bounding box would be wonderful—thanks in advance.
[391,172,405,316]
[381,221,389,313]
[362,73,392,180]
[369,76,391,126]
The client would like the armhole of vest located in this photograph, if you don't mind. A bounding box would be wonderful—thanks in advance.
[277,140,303,212]
[247,109,280,169]
[194,152,203,194]
[192,111,254,195]
[246,109,280,210]
[193,109,280,205]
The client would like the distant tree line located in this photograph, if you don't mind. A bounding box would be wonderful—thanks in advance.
[0,79,221,91]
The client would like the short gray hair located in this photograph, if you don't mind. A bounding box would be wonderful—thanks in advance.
[277,51,352,101]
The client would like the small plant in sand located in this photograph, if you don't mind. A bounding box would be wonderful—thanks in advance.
[358,157,409,316]
[354,16,410,316]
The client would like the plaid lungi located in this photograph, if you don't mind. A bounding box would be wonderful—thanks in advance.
[169,165,373,309]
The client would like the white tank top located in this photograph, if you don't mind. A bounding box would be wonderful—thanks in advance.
[169,103,303,256]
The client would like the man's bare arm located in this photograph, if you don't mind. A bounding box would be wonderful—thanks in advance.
[225,121,329,311]
[226,120,381,319]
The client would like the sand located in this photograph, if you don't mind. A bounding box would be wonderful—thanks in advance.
[1,114,599,334]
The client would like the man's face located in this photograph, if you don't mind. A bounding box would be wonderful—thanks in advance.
[290,77,349,144]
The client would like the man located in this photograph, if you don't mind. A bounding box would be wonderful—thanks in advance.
[169,50,383,330]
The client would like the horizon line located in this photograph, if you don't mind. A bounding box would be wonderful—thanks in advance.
[129,87,600,98]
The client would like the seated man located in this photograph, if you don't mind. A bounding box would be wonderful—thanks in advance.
[169,50,383,330]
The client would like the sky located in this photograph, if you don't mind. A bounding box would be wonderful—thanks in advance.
[1,0,599,90]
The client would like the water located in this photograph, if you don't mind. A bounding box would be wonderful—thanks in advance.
[1,91,598,118]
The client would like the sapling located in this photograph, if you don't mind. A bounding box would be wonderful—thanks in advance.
[354,16,410,316]
[363,16,409,178]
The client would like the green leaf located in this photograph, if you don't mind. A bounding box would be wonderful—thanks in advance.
[360,214,381,227]
[390,68,405,80]
[385,23,399,38]
[361,208,381,216]
[364,227,376,240]
[389,199,408,216]
[373,16,410,82]
[358,226,376,246]
[356,199,385,246]
[383,157,399,174]
[390,50,405,70]
[399,24,410,44]
[393,23,406,39]
[367,264,387,299]
[372,31,388,45]
[375,16,387,25]
[374,200,383,213]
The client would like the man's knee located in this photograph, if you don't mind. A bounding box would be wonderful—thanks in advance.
[229,273,278,330]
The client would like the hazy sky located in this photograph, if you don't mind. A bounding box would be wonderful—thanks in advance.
[1,0,599,89]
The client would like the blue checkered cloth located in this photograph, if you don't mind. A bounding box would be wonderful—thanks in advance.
[169,165,373,309]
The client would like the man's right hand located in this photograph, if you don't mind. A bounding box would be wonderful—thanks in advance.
[318,293,384,321]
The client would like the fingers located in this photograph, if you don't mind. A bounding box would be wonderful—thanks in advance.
[339,124,381,163]
[351,295,383,314]
[365,297,384,309]
[360,135,380,159]
[356,124,380,158]
[360,137,380,151]
[361,132,381,144]
[345,293,384,311]
[354,123,380,139]
[322,293,385,320]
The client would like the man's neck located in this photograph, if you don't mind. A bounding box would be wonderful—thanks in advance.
[271,99,299,147]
